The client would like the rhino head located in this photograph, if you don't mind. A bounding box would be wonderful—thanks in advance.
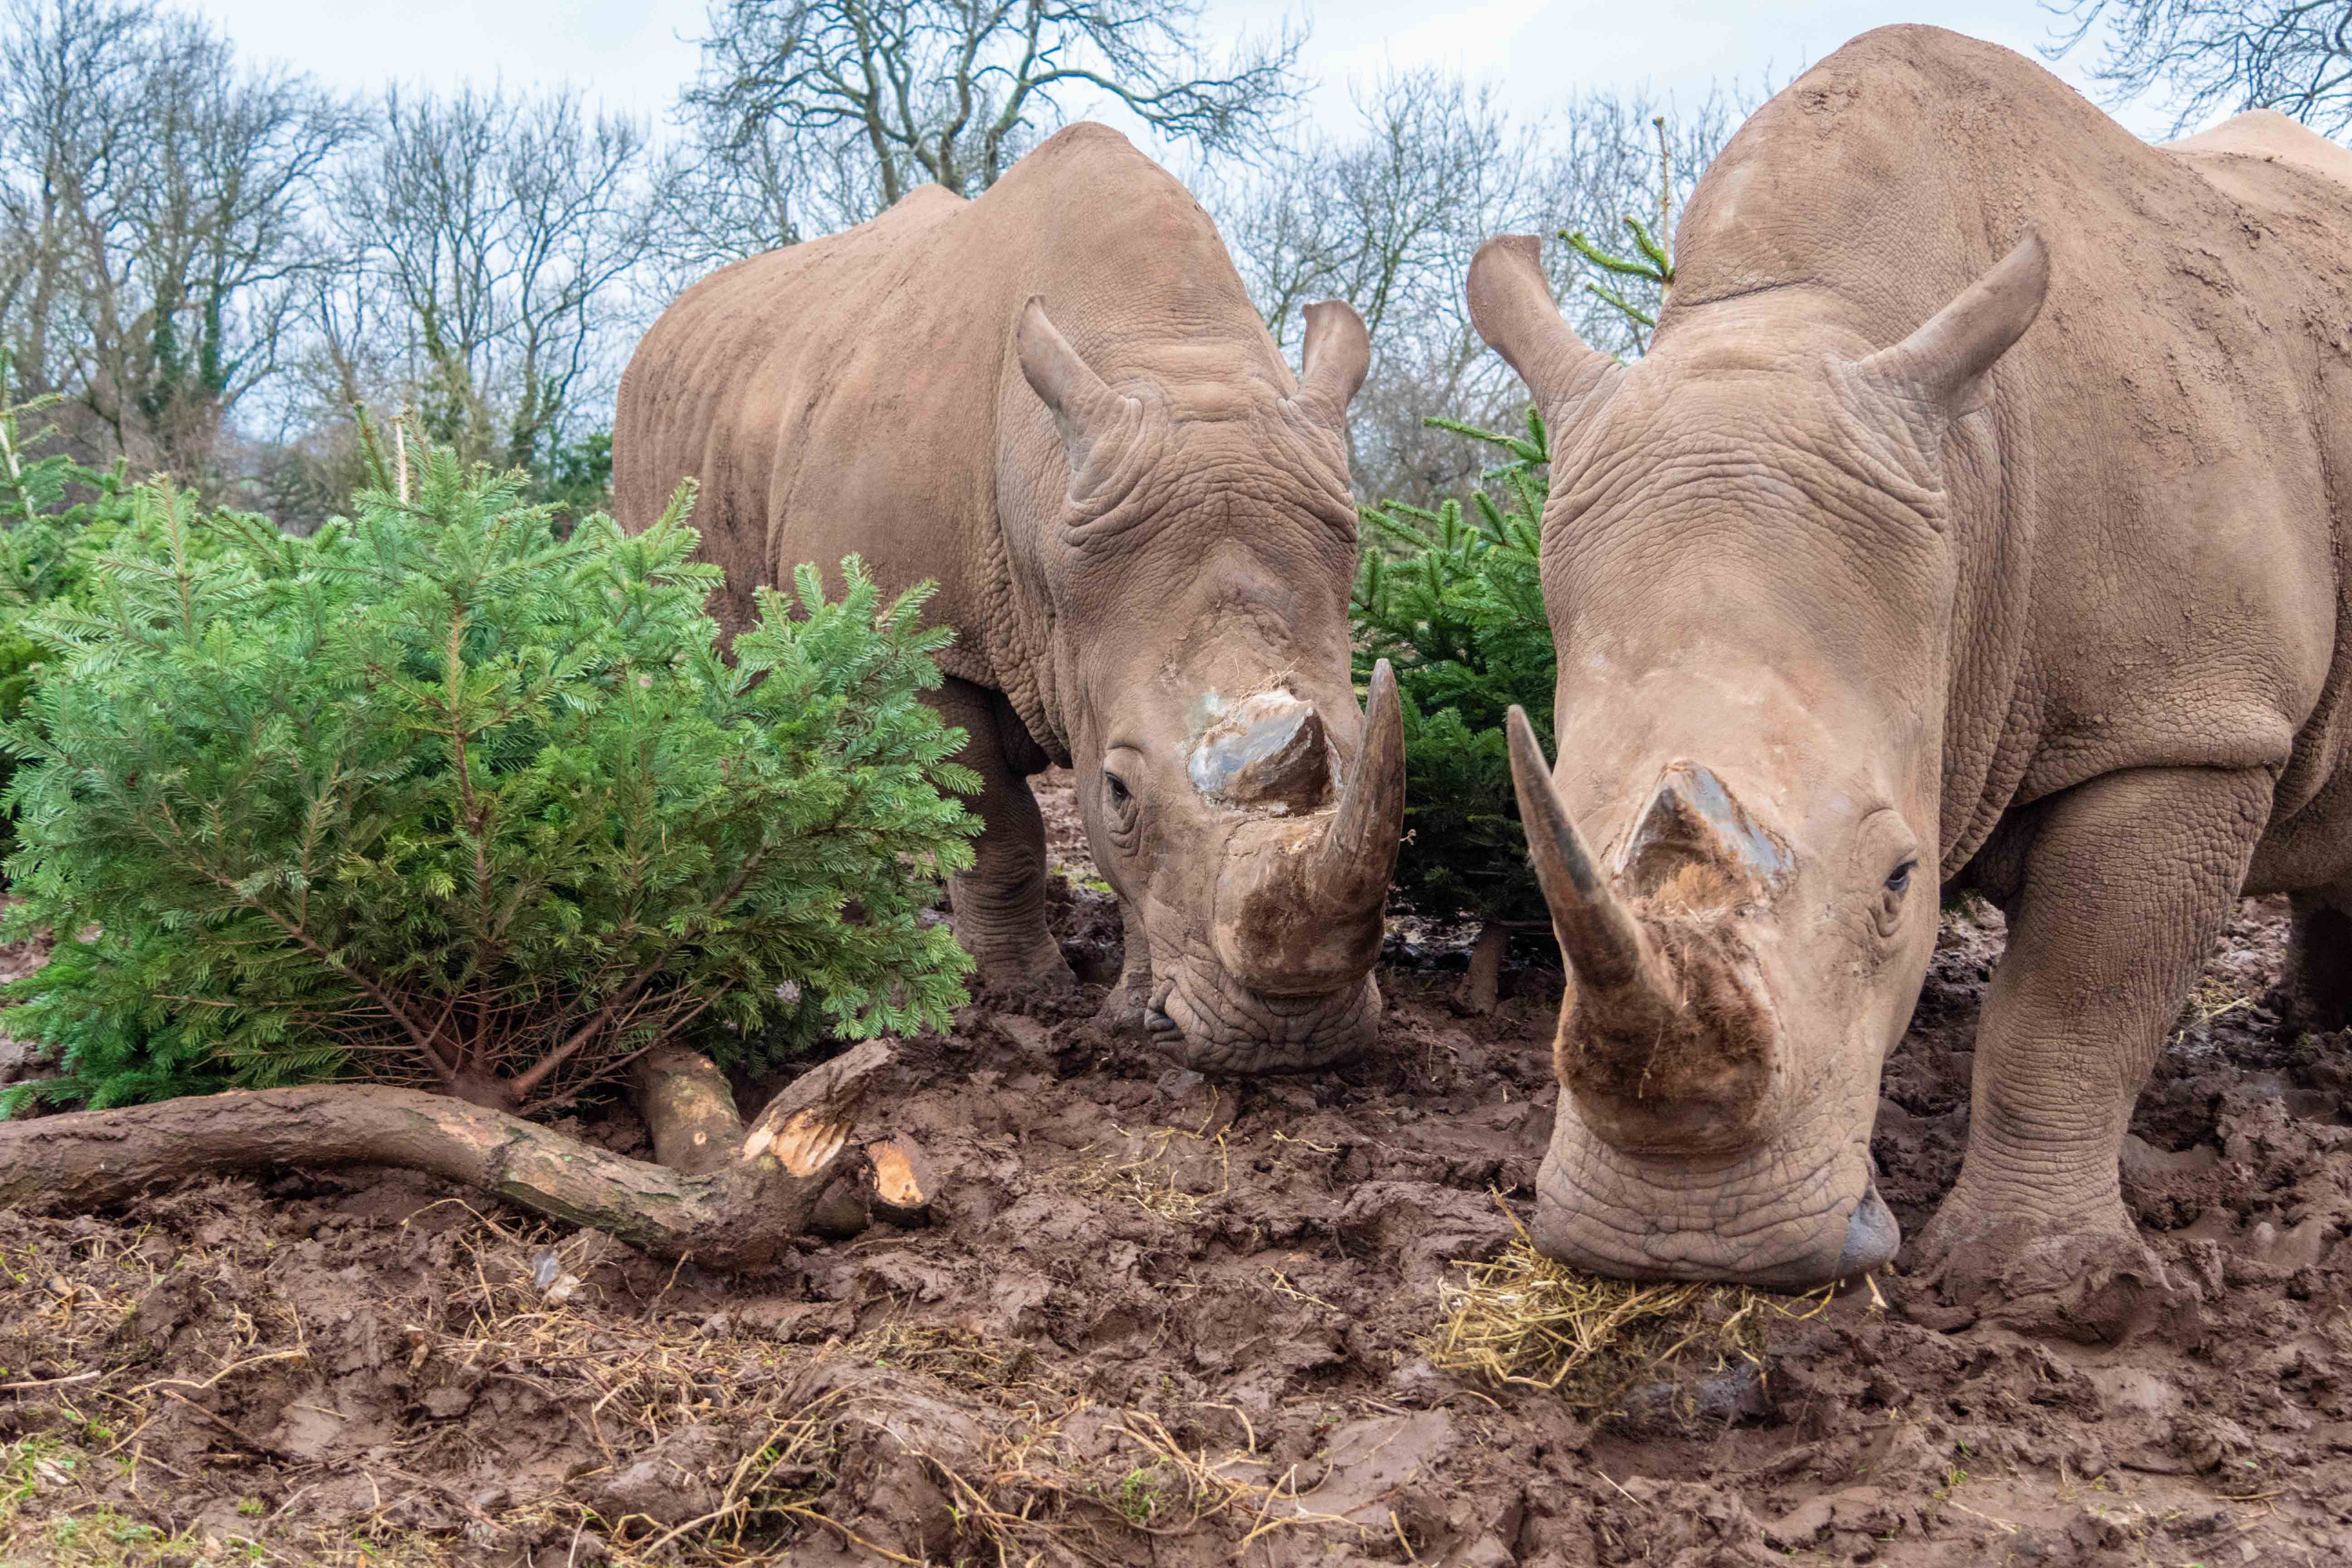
[1467,230,2049,1286]
[1012,295,1403,1073]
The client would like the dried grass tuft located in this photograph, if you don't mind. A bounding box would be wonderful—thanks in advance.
[1427,1207,1834,1410]
[1044,1122,1231,1220]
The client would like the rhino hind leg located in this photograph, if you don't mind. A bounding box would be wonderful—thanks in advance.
[2279,879,2352,1034]
[935,678,1077,995]
[1915,764,2276,1339]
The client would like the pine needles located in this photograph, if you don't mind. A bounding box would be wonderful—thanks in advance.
[0,431,979,1113]
[1351,407,1556,929]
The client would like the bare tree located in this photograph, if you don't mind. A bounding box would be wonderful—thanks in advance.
[644,111,882,293]
[321,83,654,476]
[0,0,348,479]
[1225,69,1544,507]
[1215,72,1741,509]
[671,0,1303,263]
[0,0,146,413]
[2049,0,2352,136]
[1538,87,1739,360]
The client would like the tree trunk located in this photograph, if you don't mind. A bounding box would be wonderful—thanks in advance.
[0,1041,894,1270]
[1455,921,1514,1015]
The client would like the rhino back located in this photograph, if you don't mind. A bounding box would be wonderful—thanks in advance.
[614,123,1284,718]
[1667,24,2352,878]
[614,181,985,660]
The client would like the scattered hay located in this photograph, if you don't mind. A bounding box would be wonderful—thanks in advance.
[1427,1207,1833,1411]
[1044,1123,1232,1220]
[843,1318,1065,1400]
[0,1188,1368,1568]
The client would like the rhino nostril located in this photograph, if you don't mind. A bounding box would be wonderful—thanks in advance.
[1145,1006,1180,1036]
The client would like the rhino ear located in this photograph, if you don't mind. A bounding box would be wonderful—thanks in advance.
[1856,231,2048,420]
[1292,299,1369,428]
[1467,235,1620,425]
[1016,295,1137,479]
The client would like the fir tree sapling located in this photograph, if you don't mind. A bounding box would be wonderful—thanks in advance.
[1,438,979,1115]
[0,360,142,870]
[1355,127,1686,1010]
[1352,407,1555,1010]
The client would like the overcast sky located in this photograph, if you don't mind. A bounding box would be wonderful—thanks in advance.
[181,0,2175,143]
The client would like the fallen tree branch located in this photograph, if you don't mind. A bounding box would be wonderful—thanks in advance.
[0,1040,895,1270]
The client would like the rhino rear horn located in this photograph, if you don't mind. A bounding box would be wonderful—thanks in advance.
[1016,295,1140,480]
[1467,235,1622,426]
[1291,300,1370,428]
[1856,230,2048,419]
[1618,762,1790,904]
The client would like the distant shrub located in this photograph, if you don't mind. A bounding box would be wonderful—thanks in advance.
[2,441,978,1113]
[1352,408,1557,933]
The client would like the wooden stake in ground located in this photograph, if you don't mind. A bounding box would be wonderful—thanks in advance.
[0,1041,895,1269]
[1456,921,1541,1015]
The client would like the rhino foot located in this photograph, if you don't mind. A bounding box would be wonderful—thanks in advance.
[961,934,1078,999]
[1905,1194,2203,1345]
[1093,979,1149,1034]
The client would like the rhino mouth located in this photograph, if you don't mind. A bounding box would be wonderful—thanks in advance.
[1152,961,1378,1076]
[1533,1128,1900,1290]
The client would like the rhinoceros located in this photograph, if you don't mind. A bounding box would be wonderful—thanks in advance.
[612,123,1403,1073]
[1467,25,2352,1294]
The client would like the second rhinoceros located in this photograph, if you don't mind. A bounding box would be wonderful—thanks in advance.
[613,124,1403,1073]
[1472,26,2352,1298]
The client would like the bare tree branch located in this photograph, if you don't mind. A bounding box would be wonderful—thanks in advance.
[2048,0,2352,135]
[320,82,653,475]
[663,0,1303,268]
[0,0,354,484]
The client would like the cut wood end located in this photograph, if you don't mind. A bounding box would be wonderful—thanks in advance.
[868,1139,925,1206]
[866,1136,936,1225]
[739,1039,896,1152]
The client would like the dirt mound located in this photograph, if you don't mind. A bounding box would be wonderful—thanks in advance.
[3,775,2350,1565]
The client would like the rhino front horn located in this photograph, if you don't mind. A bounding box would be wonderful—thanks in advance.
[1504,707,1676,1034]
[1306,659,1406,916]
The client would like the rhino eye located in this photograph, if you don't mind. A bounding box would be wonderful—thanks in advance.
[1885,861,1916,894]
[1105,772,1132,808]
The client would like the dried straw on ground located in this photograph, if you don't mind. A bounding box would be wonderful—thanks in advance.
[1427,1205,1838,1410]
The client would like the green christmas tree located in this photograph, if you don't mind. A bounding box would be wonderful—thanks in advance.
[3,432,979,1114]
[1353,120,1686,1008]
[1353,407,1556,1007]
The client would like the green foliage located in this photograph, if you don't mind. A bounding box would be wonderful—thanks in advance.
[537,428,613,519]
[1352,407,1556,928]
[0,365,143,869]
[1561,113,1679,348]
[1,440,979,1113]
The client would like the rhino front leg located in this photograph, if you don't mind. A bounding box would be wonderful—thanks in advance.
[934,678,1077,994]
[1917,765,2274,1332]
[1093,896,1154,1034]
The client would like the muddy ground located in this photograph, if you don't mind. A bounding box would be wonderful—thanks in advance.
[2,770,2349,1567]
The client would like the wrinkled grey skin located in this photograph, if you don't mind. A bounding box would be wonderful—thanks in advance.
[1473,27,2352,1296]
[613,124,1404,1073]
